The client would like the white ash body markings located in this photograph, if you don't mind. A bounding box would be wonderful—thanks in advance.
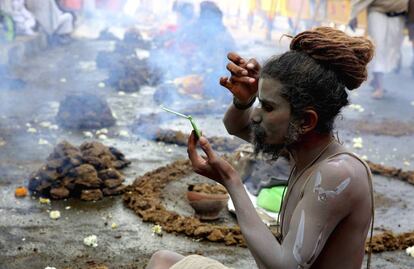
[281,159,361,269]
[313,171,351,202]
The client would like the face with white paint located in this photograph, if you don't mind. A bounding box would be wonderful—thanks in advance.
[251,78,302,158]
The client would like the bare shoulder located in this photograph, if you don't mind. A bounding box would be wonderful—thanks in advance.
[312,154,371,203]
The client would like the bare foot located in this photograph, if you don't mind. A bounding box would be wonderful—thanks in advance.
[371,89,384,99]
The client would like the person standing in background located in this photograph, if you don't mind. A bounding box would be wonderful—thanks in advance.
[351,0,409,99]
[10,0,36,36]
[262,0,277,41]
[247,0,259,32]
[408,0,414,77]
[26,0,75,45]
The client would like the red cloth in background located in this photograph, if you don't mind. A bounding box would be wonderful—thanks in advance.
[60,0,83,10]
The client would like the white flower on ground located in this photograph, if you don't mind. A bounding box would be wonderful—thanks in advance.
[39,197,51,204]
[39,121,52,128]
[49,210,61,220]
[152,224,163,236]
[83,235,98,247]
[118,130,130,138]
[352,137,363,149]
[38,139,49,145]
[83,131,94,138]
[406,246,414,257]
[348,104,365,112]
[98,134,108,140]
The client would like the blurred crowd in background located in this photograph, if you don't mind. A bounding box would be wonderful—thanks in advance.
[1,0,413,100]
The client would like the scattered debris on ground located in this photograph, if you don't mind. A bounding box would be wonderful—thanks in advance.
[28,140,130,200]
[367,230,414,253]
[56,94,116,130]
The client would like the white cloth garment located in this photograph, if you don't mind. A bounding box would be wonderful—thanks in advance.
[368,10,405,73]
[26,0,73,36]
[0,0,13,13]
[351,0,408,18]
[10,0,36,35]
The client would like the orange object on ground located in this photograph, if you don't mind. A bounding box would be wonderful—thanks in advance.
[15,186,28,197]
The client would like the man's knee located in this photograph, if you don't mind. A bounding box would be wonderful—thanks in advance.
[151,250,174,260]
[147,250,183,269]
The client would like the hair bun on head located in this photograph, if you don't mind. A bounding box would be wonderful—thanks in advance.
[290,27,374,90]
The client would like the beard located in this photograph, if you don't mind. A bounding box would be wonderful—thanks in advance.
[251,121,301,160]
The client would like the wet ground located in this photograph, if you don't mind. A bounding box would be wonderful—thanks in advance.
[1,32,414,269]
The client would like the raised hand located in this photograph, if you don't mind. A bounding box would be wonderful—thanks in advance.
[187,132,239,188]
[219,52,261,104]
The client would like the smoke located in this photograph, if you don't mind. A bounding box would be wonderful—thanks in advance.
[0,1,242,155]
[147,1,236,109]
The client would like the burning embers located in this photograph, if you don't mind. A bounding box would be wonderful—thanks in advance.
[56,94,116,130]
[28,140,131,201]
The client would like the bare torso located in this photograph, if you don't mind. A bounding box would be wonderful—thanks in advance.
[280,144,373,269]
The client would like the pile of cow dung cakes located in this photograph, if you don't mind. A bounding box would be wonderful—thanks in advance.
[338,118,414,137]
[367,230,414,253]
[123,159,278,247]
[155,129,243,152]
[366,160,414,185]
[56,94,116,130]
[96,28,161,92]
[117,57,161,92]
[28,140,131,201]
[189,183,228,194]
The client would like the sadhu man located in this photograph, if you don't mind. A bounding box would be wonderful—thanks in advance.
[146,27,375,269]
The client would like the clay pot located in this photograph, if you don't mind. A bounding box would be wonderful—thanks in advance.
[186,185,229,220]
